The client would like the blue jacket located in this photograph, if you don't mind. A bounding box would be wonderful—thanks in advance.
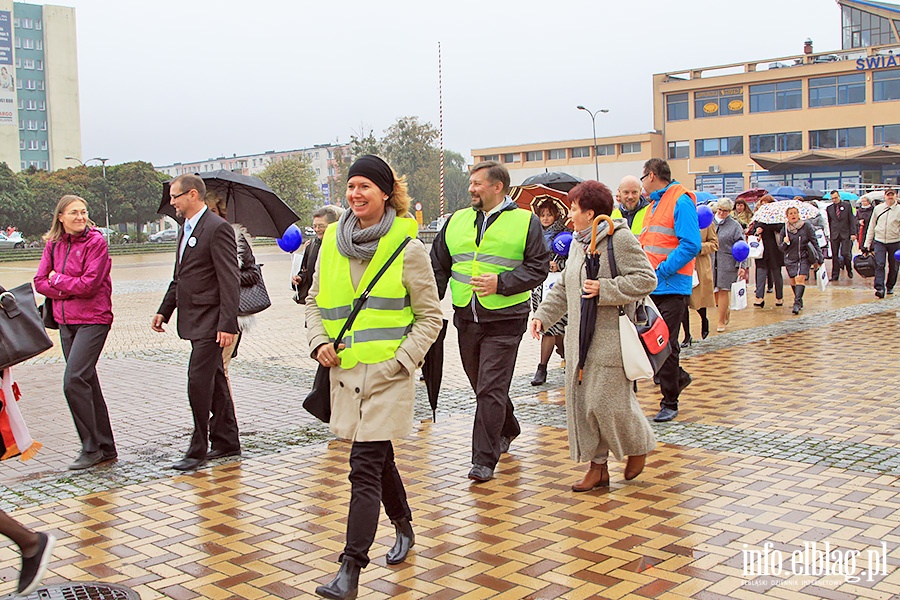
[648,182,701,296]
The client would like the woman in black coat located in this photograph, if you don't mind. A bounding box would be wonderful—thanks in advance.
[748,196,785,308]
[779,206,822,315]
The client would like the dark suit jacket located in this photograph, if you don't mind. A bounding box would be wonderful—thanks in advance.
[826,200,855,240]
[157,209,240,340]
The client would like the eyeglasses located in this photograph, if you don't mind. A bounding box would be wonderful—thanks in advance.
[64,209,88,217]
[170,190,190,201]
[640,173,650,181]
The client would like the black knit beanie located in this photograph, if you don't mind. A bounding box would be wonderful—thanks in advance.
[347,155,394,197]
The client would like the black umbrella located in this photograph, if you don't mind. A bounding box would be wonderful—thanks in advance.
[159,170,300,238]
[577,215,615,384]
[521,171,584,193]
[421,319,448,421]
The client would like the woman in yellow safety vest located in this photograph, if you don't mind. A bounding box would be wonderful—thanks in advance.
[306,155,443,600]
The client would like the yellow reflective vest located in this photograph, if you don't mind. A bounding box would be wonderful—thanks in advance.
[316,218,417,369]
[611,205,648,235]
[445,207,531,310]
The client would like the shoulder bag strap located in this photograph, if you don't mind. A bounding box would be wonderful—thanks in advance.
[331,236,412,350]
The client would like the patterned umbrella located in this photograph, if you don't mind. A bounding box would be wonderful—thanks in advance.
[752,199,819,224]
[508,184,571,226]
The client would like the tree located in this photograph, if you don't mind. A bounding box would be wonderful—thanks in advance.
[258,156,323,226]
[443,150,472,214]
[0,163,38,235]
[326,145,350,208]
[108,161,167,241]
[349,125,381,157]
[380,116,440,218]
[18,166,102,237]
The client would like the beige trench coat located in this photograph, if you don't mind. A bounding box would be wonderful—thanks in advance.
[533,219,658,463]
[306,234,443,442]
[690,225,718,310]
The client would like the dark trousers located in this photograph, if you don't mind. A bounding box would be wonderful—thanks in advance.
[873,241,900,293]
[343,441,410,568]
[650,294,690,410]
[831,237,852,277]
[755,263,783,300]
[186,338,240,460]
[455,315,523,469]
[59,324,115,455]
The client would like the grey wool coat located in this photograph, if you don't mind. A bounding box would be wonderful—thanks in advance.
[712,216,747,290]
[533,219,658,463]
[306,234,443,442]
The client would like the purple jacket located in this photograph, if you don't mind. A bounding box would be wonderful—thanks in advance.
[33,227,113,325]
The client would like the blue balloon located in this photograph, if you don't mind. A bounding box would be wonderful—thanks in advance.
[277,224,303,253]
[732,240,750,262]
[894,249,900,262]
[551,231,573,257]
[697,204,714,229]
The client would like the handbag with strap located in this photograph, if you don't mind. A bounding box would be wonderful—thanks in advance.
[606,235,671,380]
[0,283,54,371]
[238,263,271,316]
[303,236,412,423]
[38,242,58,330]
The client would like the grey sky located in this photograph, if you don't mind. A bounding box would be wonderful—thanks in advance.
[68,0,843,167]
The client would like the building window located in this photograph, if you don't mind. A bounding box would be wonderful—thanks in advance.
[18,120,23,130]
[40,140,47,150]
[36,60,42,71]
[38,100,45,111]
[14,38,20,49]
[666,93,689,121]
[25,100,36,110]
[503,153,520,163]
[23,38,34,50]
[620,142,641,154]
[35,40,42,50]
[37,81,44,91]
[39,121,46,131]
[875,124,900,145]
[14,58,20,68]
[570,146,591,158]
[19,162,24,170]
[40,161,47,170]
[667,141,689,159]
[18,140,24,150]
[525,150,543,162]
[13,18,19,27]
[596,144,616,156]
[35,20,41,30]
[749,80,802,112]
[548,148,566,160]
[809,127,866,149]
[22,18,33,29]
[809,74,866,107]
[694,87,744,118]
[27,120,37,130]
[29,161,38,168]
[695,136,744,157]
[874,69,900,102]
[749,132,802,153]
[15,78,21,89]
[16,99,23,110]
[481,154,498,161]
[24,80,35,90]
[28,140,38,150]
[842,5,896,48]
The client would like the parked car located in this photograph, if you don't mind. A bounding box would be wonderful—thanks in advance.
[149,229,178,243]
[0,231,25,249]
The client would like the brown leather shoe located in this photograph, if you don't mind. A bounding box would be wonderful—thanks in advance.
[571,462,609,492]
[624,454,646,481]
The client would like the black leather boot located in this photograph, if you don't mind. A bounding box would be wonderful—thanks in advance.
[385,518,414,565]
[315,556,360,600]
[796,284,805,309]
[531,363,547,386]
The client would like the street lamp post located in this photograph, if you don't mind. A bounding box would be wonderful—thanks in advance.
[65,156,110,241]
[576,105,609,181]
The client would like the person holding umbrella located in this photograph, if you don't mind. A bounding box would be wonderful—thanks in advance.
[306,155,442,600]
[780,205,822,314]
[529,181,657,491]
[431,160,549,482]
[748,195,785,308]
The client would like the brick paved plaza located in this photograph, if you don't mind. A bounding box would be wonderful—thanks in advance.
[0,246,898,598]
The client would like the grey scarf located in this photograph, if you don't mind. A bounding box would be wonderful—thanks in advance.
[336,205,396,260]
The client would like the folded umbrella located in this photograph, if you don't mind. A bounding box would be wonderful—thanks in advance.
[421,319,448,421]
[578,215,615,384]
[159,170,300,238]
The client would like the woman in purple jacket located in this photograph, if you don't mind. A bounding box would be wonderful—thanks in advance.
[33,195,116,470]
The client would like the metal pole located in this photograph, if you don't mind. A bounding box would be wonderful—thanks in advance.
[576,106,609,181]
[100,159,109,240]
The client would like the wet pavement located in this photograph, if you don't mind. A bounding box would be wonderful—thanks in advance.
[0,247,898,598]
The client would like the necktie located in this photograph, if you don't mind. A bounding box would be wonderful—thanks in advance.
[179,221,192,261]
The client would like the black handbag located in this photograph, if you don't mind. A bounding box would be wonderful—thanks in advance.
[303,237,412,423]
[38,242,58,330]
[854,253,877,278]
[238,264,271,316]
[0,283,54,371]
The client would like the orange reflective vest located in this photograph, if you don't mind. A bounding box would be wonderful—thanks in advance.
[639,183,697,277]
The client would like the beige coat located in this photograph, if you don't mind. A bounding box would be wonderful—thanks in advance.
[306,235,443,442]
[533,219,658,463]
[690,225,718,310]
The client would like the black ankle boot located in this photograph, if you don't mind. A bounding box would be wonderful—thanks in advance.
[385,518,414,565]
[316,556,360,600]
[531,363,547,386]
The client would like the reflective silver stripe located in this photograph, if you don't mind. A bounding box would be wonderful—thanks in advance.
[475,254,523,268]
[451,252,476,263]
[647,225,676,236]
[644,245,674,256]
[451,271,472,284]
[353,325,413,343]
[321,305,352,320]
[330,335,352,348]
[366,296,411,311]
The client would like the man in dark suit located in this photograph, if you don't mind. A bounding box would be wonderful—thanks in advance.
[826,189,856,281]
[152,174,241,471]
